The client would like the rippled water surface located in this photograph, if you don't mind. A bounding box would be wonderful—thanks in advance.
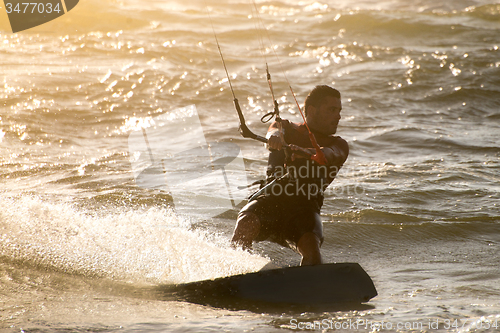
[1,0,499,331]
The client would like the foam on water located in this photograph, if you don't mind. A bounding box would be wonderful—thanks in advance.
[0,195,269,284]
[1,0,499,330]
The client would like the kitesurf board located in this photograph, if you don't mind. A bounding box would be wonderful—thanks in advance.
[163,263,377,309]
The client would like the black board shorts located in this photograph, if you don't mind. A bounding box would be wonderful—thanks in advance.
[238,194,324,250]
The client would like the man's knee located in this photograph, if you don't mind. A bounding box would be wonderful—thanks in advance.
[231,212,260,248]
[234,212,260,235]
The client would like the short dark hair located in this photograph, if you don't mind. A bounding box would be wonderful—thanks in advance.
[304,85,341,116]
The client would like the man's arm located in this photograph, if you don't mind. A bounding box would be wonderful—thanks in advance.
[322,138,349,166]
[288,138,348,167]
[266,120,348,166]
[266,121,285,151]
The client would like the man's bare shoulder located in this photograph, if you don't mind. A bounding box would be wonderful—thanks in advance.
[329,136,349,164]
[332,136,348,151]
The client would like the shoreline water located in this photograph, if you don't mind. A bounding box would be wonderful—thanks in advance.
[1,0,499,331]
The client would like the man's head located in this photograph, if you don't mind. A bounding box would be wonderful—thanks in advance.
[304,85,342,135]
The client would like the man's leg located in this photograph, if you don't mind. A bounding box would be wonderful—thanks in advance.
[231,211,260,250]
[297,232,322,266]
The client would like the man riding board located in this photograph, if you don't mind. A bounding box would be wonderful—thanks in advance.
[231,85,348,265]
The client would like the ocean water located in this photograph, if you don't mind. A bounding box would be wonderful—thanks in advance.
[1,0,499,332]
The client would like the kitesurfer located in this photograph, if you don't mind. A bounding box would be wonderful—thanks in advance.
[231,85,348,265]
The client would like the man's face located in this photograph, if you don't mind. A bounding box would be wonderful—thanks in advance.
[306,96,342,135]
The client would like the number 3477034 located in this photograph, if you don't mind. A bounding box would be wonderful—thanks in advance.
[5,2,62,14]
[443,318,499,330]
